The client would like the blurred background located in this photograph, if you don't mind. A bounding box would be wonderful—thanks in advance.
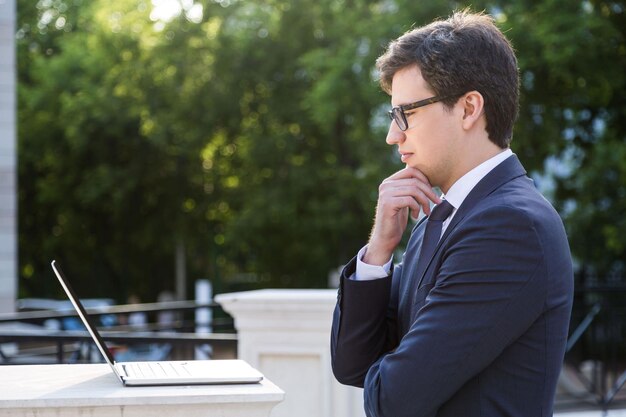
[1,0,626,411]
[12,0,626,301]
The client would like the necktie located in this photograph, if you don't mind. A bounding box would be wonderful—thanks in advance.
[414,200,454,280]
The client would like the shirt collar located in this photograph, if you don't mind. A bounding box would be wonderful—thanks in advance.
[442,149,513,210]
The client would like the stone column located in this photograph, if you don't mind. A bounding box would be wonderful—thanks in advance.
[0,0,17,314]
[216,289,365,417]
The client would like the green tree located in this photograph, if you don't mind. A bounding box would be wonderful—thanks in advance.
[499,0,626,278]
[17,0,626,303]
[18,0,229,299]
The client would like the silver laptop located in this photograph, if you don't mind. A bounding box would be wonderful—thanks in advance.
[51,260,263,386]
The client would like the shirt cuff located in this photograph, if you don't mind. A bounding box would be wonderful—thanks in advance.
[352,245,393,281]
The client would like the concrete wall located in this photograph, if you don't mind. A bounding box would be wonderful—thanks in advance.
[0,0,17,313]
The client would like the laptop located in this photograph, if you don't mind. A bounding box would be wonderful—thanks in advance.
[51,260,264,386]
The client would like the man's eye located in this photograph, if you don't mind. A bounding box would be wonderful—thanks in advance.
[404,111,416,117]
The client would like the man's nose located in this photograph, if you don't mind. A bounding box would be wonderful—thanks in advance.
[386,121,406,145]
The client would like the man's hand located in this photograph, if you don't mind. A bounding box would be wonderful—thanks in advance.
[364,167,441,266]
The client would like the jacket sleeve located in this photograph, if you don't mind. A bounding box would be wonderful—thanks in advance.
[363,205,549,417]
[330,255,401,387]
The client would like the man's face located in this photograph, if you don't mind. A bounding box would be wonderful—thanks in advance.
[386,65,463,191]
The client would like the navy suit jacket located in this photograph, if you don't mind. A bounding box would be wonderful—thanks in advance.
[331,155,573,417]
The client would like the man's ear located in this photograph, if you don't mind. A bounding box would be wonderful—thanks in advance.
[461,91,485,130]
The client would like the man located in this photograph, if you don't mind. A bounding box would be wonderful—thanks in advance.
[330,10,573,417]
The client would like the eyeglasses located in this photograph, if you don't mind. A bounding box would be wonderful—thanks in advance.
[387,93,463,131]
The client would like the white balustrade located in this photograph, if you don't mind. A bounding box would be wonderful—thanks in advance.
[216,289,365,417]
[0,363,284,417]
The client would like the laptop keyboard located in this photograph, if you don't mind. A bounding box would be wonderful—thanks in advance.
[124,362,193,379]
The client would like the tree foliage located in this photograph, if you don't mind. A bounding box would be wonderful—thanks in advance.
[16,0,626,301]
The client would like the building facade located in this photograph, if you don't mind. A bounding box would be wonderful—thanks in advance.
[0,0,17,313]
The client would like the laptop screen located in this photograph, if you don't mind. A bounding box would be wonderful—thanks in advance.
[51,260,118,368]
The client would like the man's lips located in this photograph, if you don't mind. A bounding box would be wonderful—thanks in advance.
[400,152,413,163]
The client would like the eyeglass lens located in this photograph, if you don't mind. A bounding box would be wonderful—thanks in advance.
[390,108,407,131]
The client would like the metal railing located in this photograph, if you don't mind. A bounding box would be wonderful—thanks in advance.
[0,301,238,364]
[556,285,626,411]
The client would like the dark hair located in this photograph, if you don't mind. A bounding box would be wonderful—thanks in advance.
[376,10,519,147]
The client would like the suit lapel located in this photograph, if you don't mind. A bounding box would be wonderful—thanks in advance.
[415,154,527,289]
[398,217,428,312]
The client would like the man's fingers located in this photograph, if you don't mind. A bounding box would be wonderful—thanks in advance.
[385,166,431,185]
[381,178,439,199]
[405,166,431,185]
[381,186,432,214]
[368,167,436,256]
[379,179,440,212]
[411,180,441,205]
[382,170,441,205]
[377,195,424,220]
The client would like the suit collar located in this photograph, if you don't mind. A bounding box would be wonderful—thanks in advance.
[440,154,527,243]
[415,154,527,288]
[442,149,513,211]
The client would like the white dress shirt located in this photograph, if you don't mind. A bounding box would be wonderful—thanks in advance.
[354,149,513,281]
